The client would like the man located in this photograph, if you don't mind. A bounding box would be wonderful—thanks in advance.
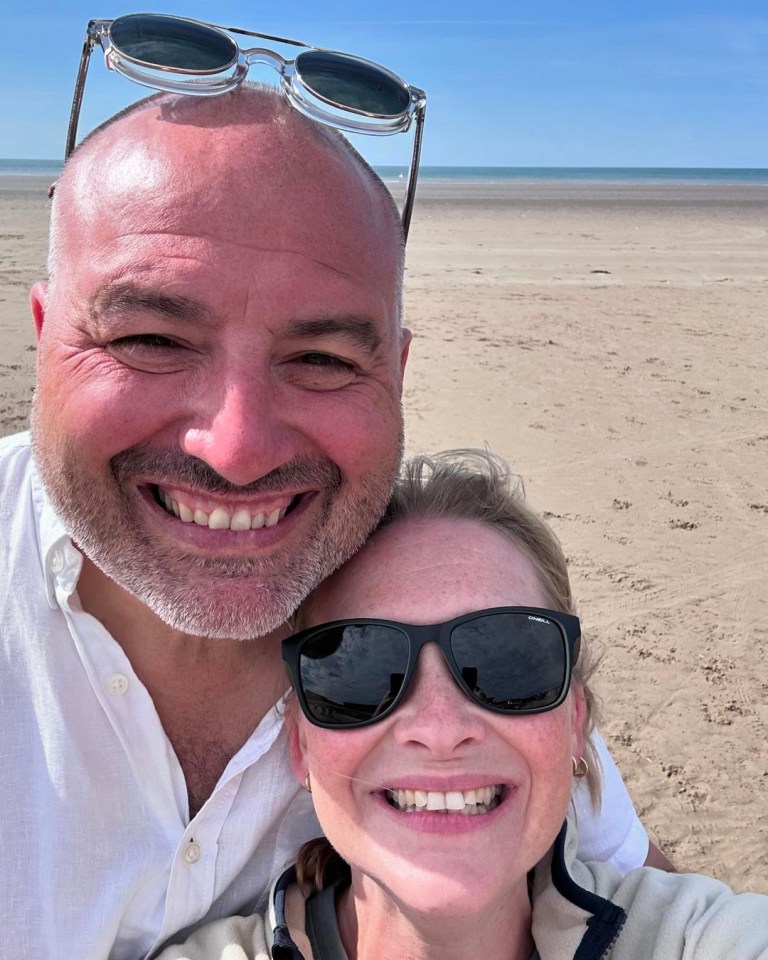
[1,85,660,960]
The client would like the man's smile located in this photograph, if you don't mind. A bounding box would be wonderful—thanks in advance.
[151,483,303,530]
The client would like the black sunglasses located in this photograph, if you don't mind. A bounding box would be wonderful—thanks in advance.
[282,607,581,729]
[63,13,427,238]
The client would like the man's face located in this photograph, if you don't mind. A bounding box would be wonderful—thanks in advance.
[31,105,409,639]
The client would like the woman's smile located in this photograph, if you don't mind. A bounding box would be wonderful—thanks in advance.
[382,783,506,814]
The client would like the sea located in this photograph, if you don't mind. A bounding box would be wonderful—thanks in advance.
[381,166,768,185]
[3,158,768,185]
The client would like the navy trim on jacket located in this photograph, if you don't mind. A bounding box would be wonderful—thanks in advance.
[550,823,627,960]
[271,865,305,960]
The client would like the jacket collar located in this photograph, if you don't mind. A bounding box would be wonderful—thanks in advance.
[532,820,627,960]
[269,819,627,960]
[268,865,305,960]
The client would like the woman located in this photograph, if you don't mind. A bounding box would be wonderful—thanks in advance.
[158,451,768,959]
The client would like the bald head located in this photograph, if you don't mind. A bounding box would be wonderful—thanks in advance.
[48,85,404,297]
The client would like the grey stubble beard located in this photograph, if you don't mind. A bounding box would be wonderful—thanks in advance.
[31,401,402,640]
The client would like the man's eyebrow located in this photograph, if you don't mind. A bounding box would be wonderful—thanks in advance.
[286,317,383,353]
[89,283,212,325]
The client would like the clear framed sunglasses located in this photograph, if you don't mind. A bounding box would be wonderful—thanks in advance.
[64,13,427,238]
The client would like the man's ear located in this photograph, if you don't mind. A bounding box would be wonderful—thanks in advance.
[399,327,412,377]
[30,282,48,343]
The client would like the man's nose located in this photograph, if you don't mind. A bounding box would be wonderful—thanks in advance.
[391,646,487,757]
[179,368,301,486]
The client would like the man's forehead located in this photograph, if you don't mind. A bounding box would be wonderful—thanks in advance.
[67,91,394,222]
[59,97,402,276]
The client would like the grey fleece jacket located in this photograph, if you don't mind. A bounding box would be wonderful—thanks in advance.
[155,818,768,960]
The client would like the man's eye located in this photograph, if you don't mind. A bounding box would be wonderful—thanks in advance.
[298,352,354,369]
[104,334,191,373]
[109,334,181,351]
[287,352,357,390]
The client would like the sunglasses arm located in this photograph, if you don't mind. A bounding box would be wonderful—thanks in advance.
[65,22,105,160]
[401,99,426,241]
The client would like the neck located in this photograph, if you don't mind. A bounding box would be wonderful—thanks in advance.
[336,871,534,960]
[76,556,290,815]
[76,555,288,676]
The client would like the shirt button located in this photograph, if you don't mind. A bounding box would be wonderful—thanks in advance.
[184,842,202,864]
[107,673,129,695]
[50,549,65,574]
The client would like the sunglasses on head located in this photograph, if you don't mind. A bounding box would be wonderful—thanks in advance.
[282,607,581,730]
[63,13,427,238]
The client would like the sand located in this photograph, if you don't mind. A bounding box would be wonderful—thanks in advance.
[1,175,766,892]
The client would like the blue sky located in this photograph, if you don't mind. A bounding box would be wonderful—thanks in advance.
[2,1,768,166]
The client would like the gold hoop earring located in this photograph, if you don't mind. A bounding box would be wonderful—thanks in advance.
[572,756,589,779]
[303,773,312,793]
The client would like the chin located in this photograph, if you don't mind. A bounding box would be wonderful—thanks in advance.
[361,858,520,919]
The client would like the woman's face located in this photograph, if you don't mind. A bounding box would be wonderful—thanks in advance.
[290,517,584,916]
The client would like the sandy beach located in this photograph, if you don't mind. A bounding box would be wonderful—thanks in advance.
[2,175,766,891]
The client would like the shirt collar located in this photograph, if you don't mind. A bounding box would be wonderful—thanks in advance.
[29,450,83,610]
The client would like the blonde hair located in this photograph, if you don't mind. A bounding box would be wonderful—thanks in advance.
[296,448,602,891]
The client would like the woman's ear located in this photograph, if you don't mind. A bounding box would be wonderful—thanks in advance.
[570,684,587,760]
[286,699,310,784]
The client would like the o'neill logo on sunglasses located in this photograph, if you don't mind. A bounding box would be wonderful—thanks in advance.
[528,615,550,624]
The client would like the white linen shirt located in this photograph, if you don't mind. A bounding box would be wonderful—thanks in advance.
[0,431,647,960]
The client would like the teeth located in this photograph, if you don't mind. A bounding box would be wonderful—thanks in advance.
[208,507,230,530]
[230,508,252,532]
[158,489,291,531]
[265,507,282,528]
[387,785,503,814]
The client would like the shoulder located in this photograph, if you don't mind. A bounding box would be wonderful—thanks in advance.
[0,430,34,479]
[0,430,39,513]
[153,914,271,960]
[586,862,768,958]
[533,825,768,960]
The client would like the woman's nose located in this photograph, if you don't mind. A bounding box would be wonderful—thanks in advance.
[391,645,487,757]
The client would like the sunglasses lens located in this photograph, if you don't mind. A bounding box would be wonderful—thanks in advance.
[451,613,566,711]
[110,14,237,72]
[295,51,411,118]
[298,624,410,726]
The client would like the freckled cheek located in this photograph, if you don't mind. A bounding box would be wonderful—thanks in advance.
[514,714,574,800]
[305,729,382,809]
